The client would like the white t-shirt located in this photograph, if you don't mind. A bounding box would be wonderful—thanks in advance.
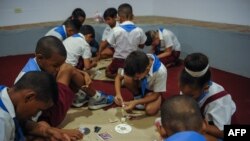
[144,54,167,92]
[158,28,181,51]
[0,87,16,141]
[102,22,119,42]
[199,82,236,130]
[64,33,92,66]
[45,25,67,41]
[107,21,147,59]
[120,54,167,93]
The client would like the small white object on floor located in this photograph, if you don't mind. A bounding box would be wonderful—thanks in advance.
[115,123,132,134]
[121,117,126,123]
[109,118,119,123]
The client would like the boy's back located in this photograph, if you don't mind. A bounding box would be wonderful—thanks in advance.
[107,21,146,59]
[160,28,181,52]
[64,33,92,67]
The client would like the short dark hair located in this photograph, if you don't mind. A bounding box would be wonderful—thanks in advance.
[14,71,58,104]
[103,8,117,20]
[35,36,67,59]
[118,3,133,19]
[161,95,203,134]
[124,51,149,77]
[180,53,211,89]
[145,30,153,46]
[80,25,95,38]
[71,8,86,19]
[64,19,82,32]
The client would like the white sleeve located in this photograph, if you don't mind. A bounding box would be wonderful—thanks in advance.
[204,95,236,130]
[163,32,174,48]
[106,29,116,45]
[153,67,167,92]
[102,27,110,41]
[82,45,92,59]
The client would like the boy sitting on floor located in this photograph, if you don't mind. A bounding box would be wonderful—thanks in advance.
[145,28,181,68]
[15,36,114,140]
[1,71,72,141]
[114,51,167,115]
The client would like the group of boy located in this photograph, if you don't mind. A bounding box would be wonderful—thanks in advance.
[1,3,236,141]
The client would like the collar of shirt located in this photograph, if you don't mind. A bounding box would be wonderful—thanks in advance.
[33,58,41,71]
[147,54,156,77]
[115,21,120,27]
[158,29,164,40]
[0,87,16,118]
[120,21,135,26]
[78,33,85,38]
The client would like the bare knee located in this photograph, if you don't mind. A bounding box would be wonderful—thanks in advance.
[145,106,159,116]
[145,95,162,116]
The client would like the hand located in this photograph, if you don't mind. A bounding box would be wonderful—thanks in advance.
[115,95,124,106]
[156,124,167,139]
[60,129,84,141]
[123,100,137,112]
[78,70,92,87]
[45,127,71,141]
[95,53,101,61]
[83,73,92,87]
[91,60,97,67]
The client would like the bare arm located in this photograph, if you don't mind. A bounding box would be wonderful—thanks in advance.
[97,40,109,60]
[206,124,224,139]
[133,92,159,105]
[83,58,97,70]
[157,47,172,59]
[124,92,160,111]
[25,121,70,140]
[114,74,124,105]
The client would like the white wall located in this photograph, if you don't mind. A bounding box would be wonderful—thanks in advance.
[153,0,250,26]
[1,0,249,26]
[0,0,153,26]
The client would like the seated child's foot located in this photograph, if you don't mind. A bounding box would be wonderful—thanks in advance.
[88,91,114,110]
[72,90,89,107]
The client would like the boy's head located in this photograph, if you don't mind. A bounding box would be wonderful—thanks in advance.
[103,7,117,28]
[64,19,82,37]
[118,3,133,22]
[80,25,95,43]
[145,30,160,47]
[12,71,58,121]
[179,53,211,100]
[124,51,150,80]
[35,36,66,76]
[71,8,86,24]
[161,95,205,137]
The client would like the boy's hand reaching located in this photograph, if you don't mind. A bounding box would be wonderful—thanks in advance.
[46,128,71,141]
[115,95,124,106]
[91,59,98,68]
[123,100,137,112]
[37,121,72,141]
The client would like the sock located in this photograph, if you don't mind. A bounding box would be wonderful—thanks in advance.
[92,91,101,100]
